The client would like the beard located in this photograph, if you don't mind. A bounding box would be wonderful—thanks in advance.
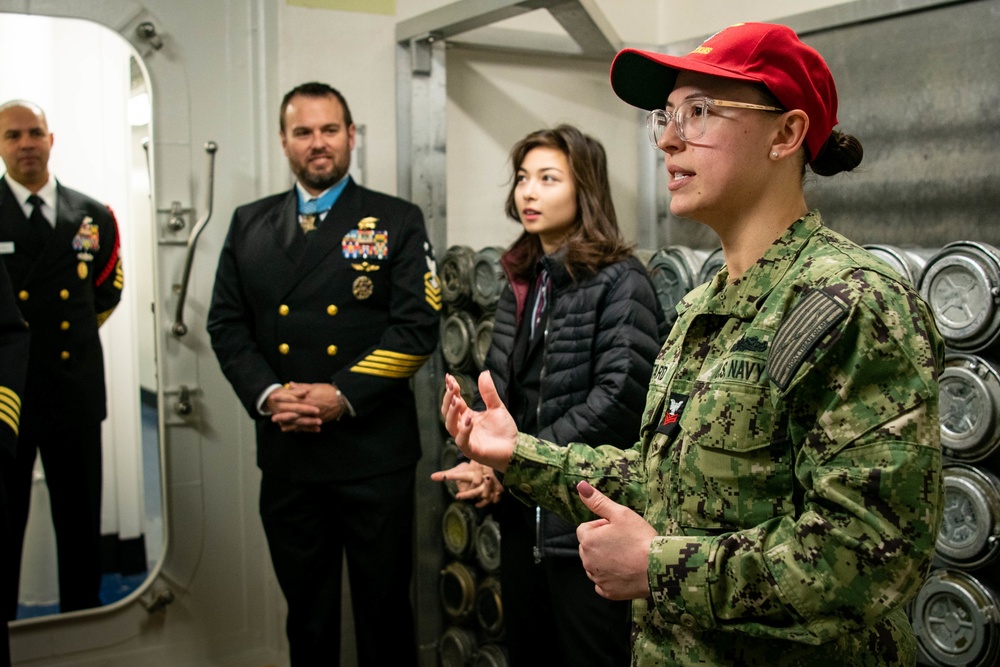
[291,152,350,192]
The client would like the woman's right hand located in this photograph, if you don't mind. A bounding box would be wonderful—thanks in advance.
[430,460,504,508]
[440,371,517,473]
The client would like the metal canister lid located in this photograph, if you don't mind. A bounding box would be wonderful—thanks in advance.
[439,438,461,499]
[647,246,708,325]
[471,246,506,311]
[474,514,502,573]
[441,310,478,373]
[473,316,494,372]
[473,643,509,667]
[442,500,478,560]
[863,244,932,288]
[474,576,504,639]
[438,625,479,667]
[697,246,726,285]
[939,353,1000,462]
[919,241,1000,353]
[439,560,479,621]
[937,464,1000,569]
[911,568,1000,667]
[440,245,476,308]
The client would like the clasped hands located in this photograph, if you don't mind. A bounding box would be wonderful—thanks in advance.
[266,381,345,432]
[432,371,655,600]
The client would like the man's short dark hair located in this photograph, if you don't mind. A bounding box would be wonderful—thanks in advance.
[279,82,353,132]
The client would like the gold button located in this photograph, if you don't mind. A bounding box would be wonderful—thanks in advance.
[18,290,28,301]
[278,343,290,355]
[59,289,69,300]
[327,305,339,316]
[327,345,338,356]
[278,305,289,316]
[60,351,70,360]
[60,321,70,331]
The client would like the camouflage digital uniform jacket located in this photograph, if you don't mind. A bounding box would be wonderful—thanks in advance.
[504,211,945,666]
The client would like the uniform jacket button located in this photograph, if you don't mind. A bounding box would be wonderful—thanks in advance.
[18,290,28,301]
[679,613,696,628]
[518,483,532,494]
[59,289,69,300]
[278,304,290,316]
[278,343,290,355]
[60,351,70,360]
[60,321,70,331]
[327,305,339,316]
[327,345,338,356]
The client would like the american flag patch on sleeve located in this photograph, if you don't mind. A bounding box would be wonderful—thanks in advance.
[766,288,849,390]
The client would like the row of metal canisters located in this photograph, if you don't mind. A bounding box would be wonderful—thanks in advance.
[436,246,510,667]
[436,435,507,667]
[436,241,1000,667]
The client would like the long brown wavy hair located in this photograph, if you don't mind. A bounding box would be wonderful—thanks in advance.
[503,124,633,282]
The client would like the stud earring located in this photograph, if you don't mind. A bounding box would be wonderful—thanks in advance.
[771,151,778,158]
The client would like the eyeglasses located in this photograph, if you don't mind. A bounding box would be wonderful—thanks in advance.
[646,97,784,150]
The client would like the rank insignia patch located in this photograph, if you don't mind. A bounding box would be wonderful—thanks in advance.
[654,393,687,441]
[342,218,388,260]
[72,216,99,260]
[425,272,441,311]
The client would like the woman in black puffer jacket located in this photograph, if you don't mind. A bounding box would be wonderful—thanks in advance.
[437,124,666,666]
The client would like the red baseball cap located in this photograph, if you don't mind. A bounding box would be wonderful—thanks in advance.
[610,22,838,163]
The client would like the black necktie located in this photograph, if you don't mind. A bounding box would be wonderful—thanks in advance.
[27,194,53,237]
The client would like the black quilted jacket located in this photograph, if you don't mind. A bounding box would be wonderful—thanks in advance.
[484,250,667,557]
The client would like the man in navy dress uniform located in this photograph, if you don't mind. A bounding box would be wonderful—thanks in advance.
[207,82,441,666]
[0,257,29,666]
[0,99,123,618]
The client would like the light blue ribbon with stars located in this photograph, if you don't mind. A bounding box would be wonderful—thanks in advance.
[297,177,349,217]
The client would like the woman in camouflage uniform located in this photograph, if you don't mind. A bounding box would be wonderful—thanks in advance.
[440,22,944,667]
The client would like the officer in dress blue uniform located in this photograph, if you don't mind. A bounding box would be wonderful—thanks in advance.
[0,100,123,618]
[0,258,29,667]
[207,82,441,666]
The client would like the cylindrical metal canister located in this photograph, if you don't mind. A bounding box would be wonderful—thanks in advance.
[439,560,479,622]
[862,244,934,288]
[471,246,506,311]
[440,437,461,499]
[646,246,709,325]
[696,246,725,285]
[472,315,494,372]
[473,642,509,667]
[474,514,501,573]
[911,568,1000,667]
[936,464,1000,570]
[442,500,479,561]
[440,245,476,310]
[441,310,479,373]
[438,624,479,667]
[919,241,1000,353]
[939,353,1000,463]
[475,575,504,639]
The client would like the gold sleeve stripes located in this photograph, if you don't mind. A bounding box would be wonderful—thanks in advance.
[96,306,118,327]
[0,386,21,436]
[351,350,431,378]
